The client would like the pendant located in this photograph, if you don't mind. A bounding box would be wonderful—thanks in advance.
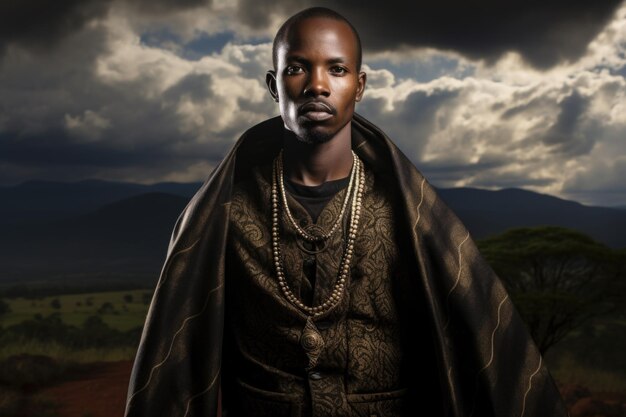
[300,316,325,370]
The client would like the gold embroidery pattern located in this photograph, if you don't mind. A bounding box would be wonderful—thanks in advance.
[225,160,422,416]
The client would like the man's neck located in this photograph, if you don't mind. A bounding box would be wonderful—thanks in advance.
[282,121,353,187]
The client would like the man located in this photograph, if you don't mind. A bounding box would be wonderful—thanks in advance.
[125,7,569,417]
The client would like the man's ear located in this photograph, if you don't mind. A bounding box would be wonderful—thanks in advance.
[266,70,279,102]
[355,71,367,102]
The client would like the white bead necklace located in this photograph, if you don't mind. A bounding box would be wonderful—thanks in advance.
[270,149,365,317]
[277,148,358,242]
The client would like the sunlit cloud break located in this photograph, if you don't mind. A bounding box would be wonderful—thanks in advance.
[0,0,624,207]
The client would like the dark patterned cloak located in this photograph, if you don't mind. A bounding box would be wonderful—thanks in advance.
[124,112,570,417]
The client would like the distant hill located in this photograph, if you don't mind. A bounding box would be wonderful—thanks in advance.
[435,187,626,249]
[0,192,189,285]
[0,179,624,287]
[0,179,201,225]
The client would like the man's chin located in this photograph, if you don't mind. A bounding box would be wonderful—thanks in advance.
[294,126,335,145]
[282,122,335,145]
[297,133,334,145]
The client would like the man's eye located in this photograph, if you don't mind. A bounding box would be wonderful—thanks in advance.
[286,66,303,74]
[331,67,347,74]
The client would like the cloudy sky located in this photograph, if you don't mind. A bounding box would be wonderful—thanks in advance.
[1,0,625,207]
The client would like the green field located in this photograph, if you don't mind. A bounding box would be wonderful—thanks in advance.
[0,289,153,362]
[0,288,624,393]
[0,289,152,331]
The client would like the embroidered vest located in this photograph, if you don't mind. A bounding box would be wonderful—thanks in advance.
[223,158,438,417]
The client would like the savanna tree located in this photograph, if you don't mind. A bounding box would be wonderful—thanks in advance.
[478,226,622,354]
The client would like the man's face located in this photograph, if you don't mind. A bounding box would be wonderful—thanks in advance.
[267,17,366,144]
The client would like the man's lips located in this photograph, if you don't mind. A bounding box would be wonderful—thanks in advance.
[299,101,333,121]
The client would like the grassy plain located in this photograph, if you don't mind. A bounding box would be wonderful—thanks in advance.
[0,289,152,362]
[0,289,151,330]
[0,288,624,392]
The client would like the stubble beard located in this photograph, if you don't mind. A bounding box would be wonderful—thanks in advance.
[294,116,352,145]
[295,126,335,145]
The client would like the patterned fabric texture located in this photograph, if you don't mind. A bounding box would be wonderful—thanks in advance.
[124,113,570,417]
[223,160,440,416]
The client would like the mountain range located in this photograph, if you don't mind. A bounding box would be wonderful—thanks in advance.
[0,179,624,287]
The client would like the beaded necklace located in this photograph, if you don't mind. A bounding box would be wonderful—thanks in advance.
[270,148,365,317]
[278,148,358,243]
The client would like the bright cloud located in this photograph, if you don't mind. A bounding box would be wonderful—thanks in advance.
[0,1,624,207]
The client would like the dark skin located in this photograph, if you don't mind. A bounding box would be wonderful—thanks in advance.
[266,17,367,186]
[217,20,367,411]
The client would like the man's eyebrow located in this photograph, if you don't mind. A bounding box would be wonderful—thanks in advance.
[327,57,348,65]
[285,55,307,63]
[286,55,349,65]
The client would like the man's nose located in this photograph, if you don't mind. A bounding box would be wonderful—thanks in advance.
[304,67,330,97]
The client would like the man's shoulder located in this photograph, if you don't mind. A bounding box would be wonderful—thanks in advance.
[238,115,283,145]
[230,116,283,182]
[231,159,272,209]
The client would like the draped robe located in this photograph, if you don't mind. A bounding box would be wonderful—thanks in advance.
[124,112,569,417]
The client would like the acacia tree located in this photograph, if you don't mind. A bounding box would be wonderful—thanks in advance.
[478,226,622,354]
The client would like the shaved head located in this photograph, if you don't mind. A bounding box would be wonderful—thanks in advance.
[272,6,362,72]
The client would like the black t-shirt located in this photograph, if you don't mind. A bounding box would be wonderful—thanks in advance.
[283,174,351,298]
[284,175,350,223]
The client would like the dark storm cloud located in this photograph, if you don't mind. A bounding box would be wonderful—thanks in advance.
[0,0,211,56]
[237,0,623,69]
[0,126,226,170]
[416,159,511,187]
[0,121,231,185]
[542,90,596,156]
[0,0,112,54]
[0,19,231,186]
[469,174,556,189]
[0,129,143,167]
[163,73,215,103]
[124,0,211,14]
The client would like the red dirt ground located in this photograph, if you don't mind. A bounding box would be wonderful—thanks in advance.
[27,361,133,417]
